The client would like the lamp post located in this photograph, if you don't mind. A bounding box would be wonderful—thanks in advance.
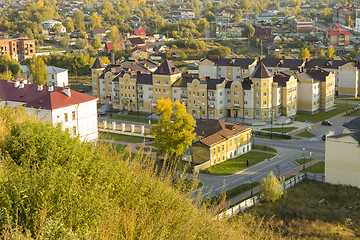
[302,147,306,170]
[276,164,280,179]
[270,109,273,139]
[249,176,253,197]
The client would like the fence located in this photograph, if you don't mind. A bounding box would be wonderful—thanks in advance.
[98,121,152,135]
[217,172,324,219]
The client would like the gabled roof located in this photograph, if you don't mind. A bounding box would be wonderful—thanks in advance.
[305,59,348,70]
[343,117,360,131]
[134,29,146,36]
[91,57,105,69]
[251,62,273,78]
[195,120,251,146]
[127,37,145,45]
[241,78,253,90]
[297,68,331,82]
[154,60,179,75]
[0,80,97,110]
[262,58,304,70]
[93,27,106,35]
[273,72,292,87]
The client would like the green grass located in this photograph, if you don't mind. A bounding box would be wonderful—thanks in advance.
[346,109,360,116]
[110,114,158,124]
[136,146,158,152]
[253,131,291,140]
[204,182,260,206]
[200,151,276,175]
[294,103,357,123]
[246,180,360,239]
[99,132,151,143]
[336,96,360,101]
[252,144,277,153]
[128,112,148,117]
[294,158,314,165]
[296,131,316,138]
[301,161,325,174]
[260,127,297,133]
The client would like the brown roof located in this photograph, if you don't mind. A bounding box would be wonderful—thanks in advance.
[91,57,105,69]
[154,60,179,75]
[297,68,331,82]
[0,80,97,110]
[195,120,251,146]
[251,62,272,78]
[273,72,292,87]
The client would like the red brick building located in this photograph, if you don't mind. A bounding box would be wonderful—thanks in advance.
[323,25,350,46]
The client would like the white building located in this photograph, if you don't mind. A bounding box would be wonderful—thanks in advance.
[21,65,69,87]
[0,79,98,141]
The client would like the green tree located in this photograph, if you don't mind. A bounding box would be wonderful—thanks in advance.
[318,49,326,59]
[204,11,215,22]
[327,46,335,59]
[76,38,87,49]
[260,171,284,202]
[63,18,74,33]
[151,98,196,164]
[298,47,310,59]
[24,28,34,39]
[108,26,120,52]
[0,55,21,79]
[91,37,102,50]
[60,35,70,49]
[53,23,62,36]
[242,23,255,38]
[73,10,85,30]
[345,16,354,28]
[89,12,103,32]
[27,56,48,85]
[207,46,231,57]
[196,18,210,35]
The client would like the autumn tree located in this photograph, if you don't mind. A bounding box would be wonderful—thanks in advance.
[196,18,210,35]
[242,23,255,38]
[298,47,310,59]
[207,46,231,57]
[53,24,62,36]
[60,35,70,49]
[27,56,48,85]
[76,38,87,49]
[260,171,284,202]
[108,26,120,52]
[327,46,335,59]
[151,98,196,164]
[318,49,326,59]
[91,37,102,50]
[0,55,21,79]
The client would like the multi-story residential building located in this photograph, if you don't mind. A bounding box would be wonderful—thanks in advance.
[192,120,252,165]
[333,5,360,26]
[337,62,359,97]
[0,38,35,61]
[21,65,69,87]
[291,17,314,33]
[198,56,258,80]
[0,79,98,141]
[273,72,298,116]
[323,25,350,46]
[262,57,305,74]
[296,67,335,113]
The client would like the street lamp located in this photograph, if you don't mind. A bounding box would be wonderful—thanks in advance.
[249,176,253,196]
[276,164,280,179]
[302,147,306,170]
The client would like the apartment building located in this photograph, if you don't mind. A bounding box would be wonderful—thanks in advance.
[323,25,350,46]
[337,62,359,97]
[296,67,335,113]
[192,120,252,165]
[333,5,360,26]
[0,38,35,61]
[273,72,298,116]
[262,58,305,73]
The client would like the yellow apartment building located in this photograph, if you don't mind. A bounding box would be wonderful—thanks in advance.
[273,72,298,116]
[192,120,252,165]
[337,62,359,97]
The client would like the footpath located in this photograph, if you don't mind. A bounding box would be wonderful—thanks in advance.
[220,156,325,211]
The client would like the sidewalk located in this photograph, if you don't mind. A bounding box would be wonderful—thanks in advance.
[220,156,325,211]
[98,139,158,158]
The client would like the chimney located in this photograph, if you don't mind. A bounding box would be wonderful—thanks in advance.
[64,87,71,96]
[48,86,54,92]
[37,85,43,91]
[14,81,20,88]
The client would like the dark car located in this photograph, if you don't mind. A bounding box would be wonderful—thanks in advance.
[321,120,332,126]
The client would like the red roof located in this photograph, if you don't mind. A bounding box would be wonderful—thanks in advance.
[134,29,146,36]
[0,80,97,110]
[326,25,350,36]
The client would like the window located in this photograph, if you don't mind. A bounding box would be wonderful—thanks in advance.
[256,101,259,106]
[213,148,216,155]
[244,110,248,116]
[227,99,231,103]
[197,92,199,96]
[263,101,267,106]
[164,81,169,85]
[220,109,223,115]
[255,110,259,117]
[244,101,248,105]
[227,91,230,94]
[263,92,266,97]
[72,111,75,120]
[256,92,259,97]
[51,74,55,79]
[220,92,222,96]
[220,101,223,104]
[155,80,160,85]
[222,144,225,151]
[72,126,76,135]
[202,93,205,97]
[64,113,68,122]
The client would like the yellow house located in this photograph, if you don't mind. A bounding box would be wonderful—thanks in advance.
[325,117,360,187]
[91,57,106,100]
[273,71,297,116]
[192,120,252,165]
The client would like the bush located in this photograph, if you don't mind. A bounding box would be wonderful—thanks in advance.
[260,171,284,202]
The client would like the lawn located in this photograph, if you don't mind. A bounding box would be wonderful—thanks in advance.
[346,109,360,116]
[252,144,277,153]
[336,96,360,101]
[99,132,150,143]
[136,146,158,152]
[294,103,357,123]
[204,182,260,206]
[294,158,314,165]
[296,131,316,138]
[301,161,325,174]
[110,114,158,124]
[253,131,292,140]
[200,151,276,175]
[245,180,360,239]
[260,127,297,133]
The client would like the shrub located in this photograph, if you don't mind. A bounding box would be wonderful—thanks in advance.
[260,171,284,202]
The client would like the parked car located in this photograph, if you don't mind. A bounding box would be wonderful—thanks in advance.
[321,120,332,126]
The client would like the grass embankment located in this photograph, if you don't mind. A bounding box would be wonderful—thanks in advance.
[346,109,360,116]
[296,131,316,138]
[252,144,277,153]
[260,127,297,133]
[294,158,314,166]
[0,105,289,239]
[301,161,325,174]
[200,151,276,175]
[253,131,292,140]
[99,132,150,143]
[136,146,158,152]
[295,103,357,123]
[246,180,360,239]
[336,97,360,101]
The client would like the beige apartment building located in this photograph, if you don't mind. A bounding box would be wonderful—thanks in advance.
[0,38,35,61]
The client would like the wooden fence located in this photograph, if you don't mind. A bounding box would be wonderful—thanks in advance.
[217,172,324,219]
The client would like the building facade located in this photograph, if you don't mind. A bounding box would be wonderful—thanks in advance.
[0,38,35,61]
[323,25,350,46]
[21,65,69,87]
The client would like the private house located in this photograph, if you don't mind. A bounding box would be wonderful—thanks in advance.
[128,46,148,60]
[133,29,146,38]
[92,27,107,39]
[104,41,125,54]
[254,27,273,41]
[291,16,314,33]
[21,65,69,87]
[125,37,145,48]
[0,79,98,141]
[325,117,360,187]
[323,25,350,46]
[192,120,252,165]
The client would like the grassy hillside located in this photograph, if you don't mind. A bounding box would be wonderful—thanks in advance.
[0,106,284,239]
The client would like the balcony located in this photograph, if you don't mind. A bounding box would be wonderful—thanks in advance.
[137,89,143,94]
[208,104,215,109]
[181,94,187,98]
[138,98,144,102]
[208,96,215,100]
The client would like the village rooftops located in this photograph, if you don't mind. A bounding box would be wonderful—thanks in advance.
[262,58,304,70]
[297,68,331,82]
[304,58,348,70]
[273,72,293,87]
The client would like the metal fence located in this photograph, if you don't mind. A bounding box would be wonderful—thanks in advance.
[218,172,324,219]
